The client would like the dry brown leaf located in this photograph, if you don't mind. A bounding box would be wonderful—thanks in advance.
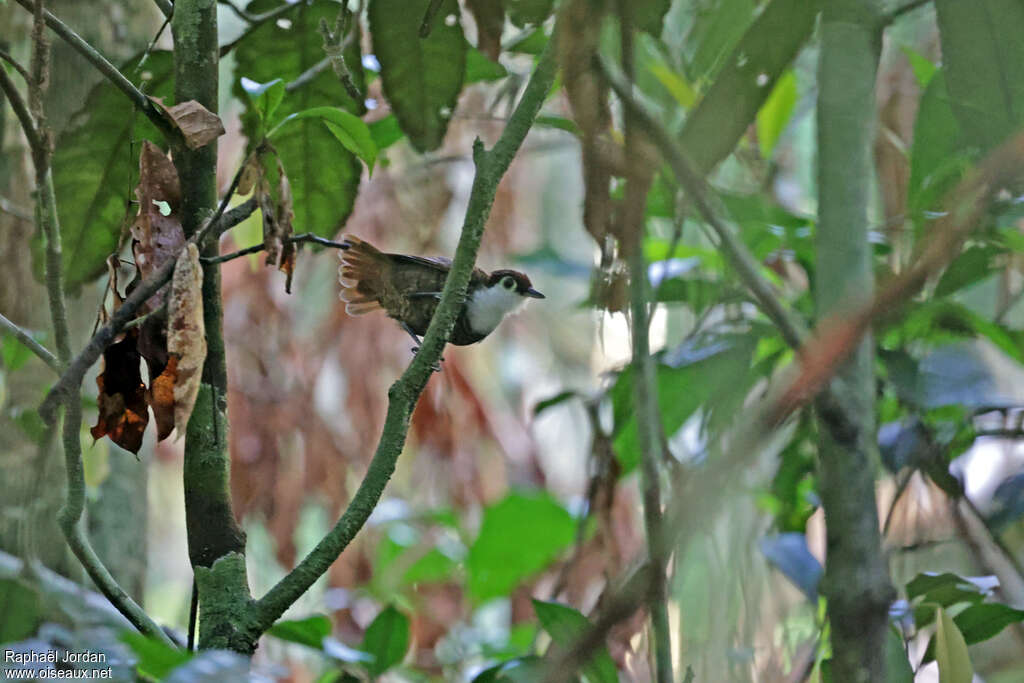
[131,141,184,312]
[237,153,261,196]
[168,243,206,437]
[148,354,177,441]
[152,97,226,150]
[258,154,296,292]
[91,330,149,454]
[465,0,504,60]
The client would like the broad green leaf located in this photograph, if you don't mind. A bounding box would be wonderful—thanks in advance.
[402,547,457,585]
[935,0,1024,153]
[647,62,698,108]
[756,70,797,159]
[267,614,332,649]
[934,246,1001,297]
[473,657,551,683]
[234,0,364,237]
[240,77,286,129]
[533,600,618,683]
[951,602,1024,645]
[612,336,757,473]
[680,0,820,175]
[934,607,973,683]
[885,626,914,683]
[628,0,672,36]
[907,73,970,215]
[688,0,756,83]
[271,107,378,173]
[48,51,174,290]
[2,332,38,372]
[369,114,405,150]
[467,491,575,601]
[0,580,40,642]
[369,0,466,152]
[466,45,508,83]
[120,632,192,680]
[361,606,410,676]
[907,572,988,629]
[901,46,937,87]
[162,651,251,683]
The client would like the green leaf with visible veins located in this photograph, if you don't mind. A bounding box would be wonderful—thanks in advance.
[45,51,174,290]
[369,0,466,152]
[234,0,365,237]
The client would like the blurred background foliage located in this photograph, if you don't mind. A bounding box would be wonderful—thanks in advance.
[2,0,1024,681]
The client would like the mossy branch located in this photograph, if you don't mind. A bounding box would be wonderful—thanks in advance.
[244,37,560,639]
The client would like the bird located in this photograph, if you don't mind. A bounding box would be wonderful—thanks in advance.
[337,235,544,350]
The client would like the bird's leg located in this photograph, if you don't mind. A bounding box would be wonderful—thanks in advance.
[400,322,443,371]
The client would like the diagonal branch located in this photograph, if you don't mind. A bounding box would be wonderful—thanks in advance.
[243,36,560,640]
[0,313,60,374]
[201,232,349,265]
[11,0,175,140]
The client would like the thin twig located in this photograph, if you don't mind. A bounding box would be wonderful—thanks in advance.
[0,47,31,82]
[0,64,43,153]
[11,0,175,140]
[318,8,363,101]
[285,56,331,93]
[0,313,61,374]
[616,4,672,680]
[218,1,307,57]
[201,232,349,264]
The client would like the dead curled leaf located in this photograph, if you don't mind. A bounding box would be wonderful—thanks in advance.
[151,97,226,150]
[91,330,149,454]
[131,141,184,313]
[168,243,206,437]
[257,153,297,293]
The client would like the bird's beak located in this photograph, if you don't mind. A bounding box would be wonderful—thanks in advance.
[525,287,545,299]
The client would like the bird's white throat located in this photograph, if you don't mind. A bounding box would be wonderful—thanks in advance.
[467,284,528,335]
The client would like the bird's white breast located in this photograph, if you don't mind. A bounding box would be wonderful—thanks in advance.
[467,286,526,336]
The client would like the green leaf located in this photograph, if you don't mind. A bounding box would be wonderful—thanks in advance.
[756,70,797,159]
[901,46,937,87]
[533,600,618,683]
[934,607,973,683]
[934,246,1001,298]
[473,657,551,683]
[951,602,1024,645]
[272,107,378,174]
[240,77,286,128]
[679,0,820,175]
[627,0,672,36]
[2,332,36,372]
[467,491,575,601]
[47,51,174,290]
[234,0,364,237]
[885,626,914,683]
[369,114,406,150]
[505,28,548,55]
[935,0,1024,153]
[688,0,756,83]
[612,336,757,473]
[120,632,192,680]
[361,605,410,676]
[369,0,467,152]
[267,614,333,649]
[534,115,581,136]
[402,547,457,585]
[907,73,971,216]
[0,580,40,642]
[466,45,508,83]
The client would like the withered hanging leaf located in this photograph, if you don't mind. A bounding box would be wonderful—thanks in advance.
[131,141,185,312]
[257,153,297,293]
[91,329,149,454]
[168,243,206,438]
[237,153,261,196]
[139,309,175,441]
[152,97,226,150]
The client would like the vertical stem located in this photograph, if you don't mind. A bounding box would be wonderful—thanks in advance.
[617,4,672,680]
[172,0,252,652]
[815,1,894,681]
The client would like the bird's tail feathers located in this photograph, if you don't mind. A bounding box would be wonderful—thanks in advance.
[338,235,386,315]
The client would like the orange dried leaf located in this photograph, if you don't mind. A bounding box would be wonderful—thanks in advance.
[168,243,206,437]
[148,354,177,441]
[91,330,149,454]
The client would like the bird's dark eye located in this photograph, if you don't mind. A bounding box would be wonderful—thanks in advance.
[503,277,515,290]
